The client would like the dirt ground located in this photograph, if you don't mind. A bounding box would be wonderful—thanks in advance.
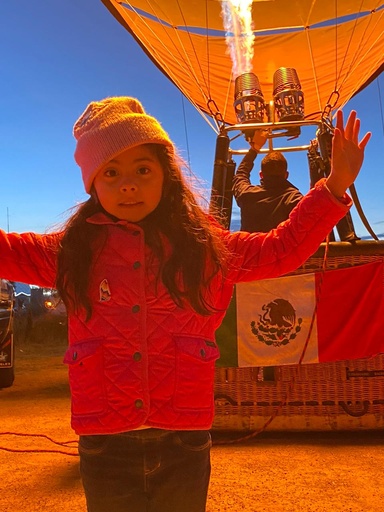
[1,339,384,512]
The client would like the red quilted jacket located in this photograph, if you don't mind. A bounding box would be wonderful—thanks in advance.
[0,180,350,435]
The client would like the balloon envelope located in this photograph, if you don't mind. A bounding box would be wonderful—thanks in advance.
[101,0,383,127]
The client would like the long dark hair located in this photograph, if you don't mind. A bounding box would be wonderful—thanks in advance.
[56,144,228,319]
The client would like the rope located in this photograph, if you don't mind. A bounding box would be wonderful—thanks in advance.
[181,93,192,169]
[0,432,78,457]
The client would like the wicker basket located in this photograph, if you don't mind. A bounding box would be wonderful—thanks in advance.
[212,241,384,431]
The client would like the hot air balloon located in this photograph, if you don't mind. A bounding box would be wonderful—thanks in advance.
[101,0,384,433]
[100,0,383,127]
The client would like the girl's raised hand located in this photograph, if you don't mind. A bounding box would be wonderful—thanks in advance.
[326,110,371,198]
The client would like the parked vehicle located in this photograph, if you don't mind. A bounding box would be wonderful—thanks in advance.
[0,278,14,389]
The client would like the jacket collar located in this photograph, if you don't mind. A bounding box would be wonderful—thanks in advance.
[86,212,141,230]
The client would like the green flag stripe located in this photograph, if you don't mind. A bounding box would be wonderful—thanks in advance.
[215,287,238,367]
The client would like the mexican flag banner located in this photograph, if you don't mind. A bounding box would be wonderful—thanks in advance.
[216,260,384,367]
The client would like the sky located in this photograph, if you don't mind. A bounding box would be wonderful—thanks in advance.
[1,1,383,238]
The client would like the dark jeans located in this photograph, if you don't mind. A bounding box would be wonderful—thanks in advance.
[79,429,212,512]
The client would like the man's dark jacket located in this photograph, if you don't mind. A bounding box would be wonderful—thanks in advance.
[233,148,303,232]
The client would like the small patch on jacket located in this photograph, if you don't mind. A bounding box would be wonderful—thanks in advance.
[99,279,111,302]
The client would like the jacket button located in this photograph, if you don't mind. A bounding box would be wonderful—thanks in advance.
[133,352,142,362]
[135,399,144,409]
[132,230,140,236]
[132,305,140,313]
[200,349,206,358]
[133,261,141,269]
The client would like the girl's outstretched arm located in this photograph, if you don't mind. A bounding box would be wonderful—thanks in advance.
[326,110,371,198]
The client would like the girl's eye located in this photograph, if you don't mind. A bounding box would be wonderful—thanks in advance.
[137,166,151,175]
[104,169,118,177]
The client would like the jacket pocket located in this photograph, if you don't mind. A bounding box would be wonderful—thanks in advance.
[173,335,219,411]
[63,338,106,416]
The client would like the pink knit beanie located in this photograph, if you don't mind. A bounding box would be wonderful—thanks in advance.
[73,96,174,193]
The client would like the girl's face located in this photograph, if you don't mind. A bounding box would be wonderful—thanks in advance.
[93,145,164,222]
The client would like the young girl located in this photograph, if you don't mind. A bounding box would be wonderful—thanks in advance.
[0,97,370,512]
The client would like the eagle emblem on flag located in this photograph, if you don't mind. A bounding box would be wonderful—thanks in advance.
[250,298,302,347]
